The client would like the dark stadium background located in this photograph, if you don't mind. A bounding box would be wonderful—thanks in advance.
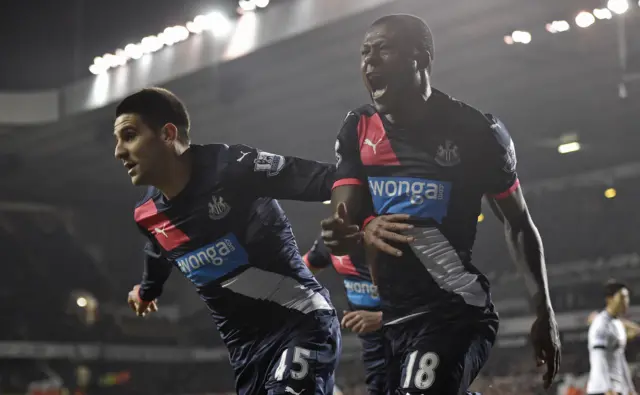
[1,0,640,393]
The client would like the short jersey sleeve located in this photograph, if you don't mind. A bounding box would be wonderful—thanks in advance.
[482,114,519,198]
[333,111,367,189]
[228,144,335,202]
[303,236,333,269]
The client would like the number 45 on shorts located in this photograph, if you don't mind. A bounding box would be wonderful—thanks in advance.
[402,351,440,390]
[275,347,314,381]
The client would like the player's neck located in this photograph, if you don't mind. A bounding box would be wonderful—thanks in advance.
[606,305,619,318]
[384,84,432,127]
[156,148,194,200]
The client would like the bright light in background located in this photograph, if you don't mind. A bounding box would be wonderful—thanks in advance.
[322,200,331,205]
[575,11,596,28]
[205,11,232,37]
[511,30,532,44]
[254,0,270,7]
[239,0,257,12]
[546,20,570,33]
[225,11,258,60]
[114,49,128,66]
[124,43,143,60]
[593,8,613,19]
[140,36,163,53]
[607,0,629,15]
[173,26,190,42]
[557,141,581,154]
[477,213,485,223]
[89,56,108,75]
[89,64,106,75]
[76,297,88,308]
[604,188,617,199]
[88,8,234,74]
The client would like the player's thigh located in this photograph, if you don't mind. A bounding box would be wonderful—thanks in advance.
[359,331,387,395]
[395,330,493,395]
[266,313,341,395]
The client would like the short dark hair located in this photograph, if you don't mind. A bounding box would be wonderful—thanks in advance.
[604,279,628,298]
[116,87,191,144]
[370,14,435,74]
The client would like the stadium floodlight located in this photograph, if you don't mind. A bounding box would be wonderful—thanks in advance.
[77,297,88,308]
[160,27,179,46]
[187,21,203,34]
[477,213,484,223]
[255,0,270,7]
[546,20,570,33]
[114,49,128,66]
[575,11,596,28]
[205,11,232,37]
[124,43,143,60]
[102,53,118,68]
[511,30,532,44]
[604,188,617,199]
[93,56,105,67]
[557,142,581,154]
[140,35,163,53]
[593,8,613,19]
[607,0,629,14]
[173,25,190,42]
[89,63,107,75]
[239,0,257,12]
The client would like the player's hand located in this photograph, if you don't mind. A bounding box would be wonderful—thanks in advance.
[530,305,561,389]
[127,285,158,317]
[605,390,617,395]
[341,310,382,334]
[363,214,414,257]
[320,202,362,255]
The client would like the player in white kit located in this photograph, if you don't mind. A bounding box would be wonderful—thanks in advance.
[587,281,637,395]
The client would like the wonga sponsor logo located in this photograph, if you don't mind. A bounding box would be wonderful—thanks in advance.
[175,233,248,286]
[368,177,452,223]
[344,279,380,308]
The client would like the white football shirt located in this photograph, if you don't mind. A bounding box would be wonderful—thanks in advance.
[586,310,634,394]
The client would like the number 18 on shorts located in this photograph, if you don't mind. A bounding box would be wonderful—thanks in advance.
[401,351,440,393]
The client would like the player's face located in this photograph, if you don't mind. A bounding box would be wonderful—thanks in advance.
[361,23,421,113]
[614,288,630,315]
[113,114,170,186]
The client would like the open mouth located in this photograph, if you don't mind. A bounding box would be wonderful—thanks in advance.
[124,162,137,174]
[367,73,388,100]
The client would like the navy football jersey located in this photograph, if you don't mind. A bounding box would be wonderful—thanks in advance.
[303,236,379,311]
[334,89,517,324]
[133,144,336,347]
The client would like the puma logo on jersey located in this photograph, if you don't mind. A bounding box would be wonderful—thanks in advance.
[364,137,383,154]
[285,387,305,395]
[237,151,250,162]
[154,226,169,238]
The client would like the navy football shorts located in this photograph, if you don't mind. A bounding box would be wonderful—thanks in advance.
[232,310,341,395]
[358,330,387,395]
[384,313,497,395]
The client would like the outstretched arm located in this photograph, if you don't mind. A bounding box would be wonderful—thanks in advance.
[231,145,335,202]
